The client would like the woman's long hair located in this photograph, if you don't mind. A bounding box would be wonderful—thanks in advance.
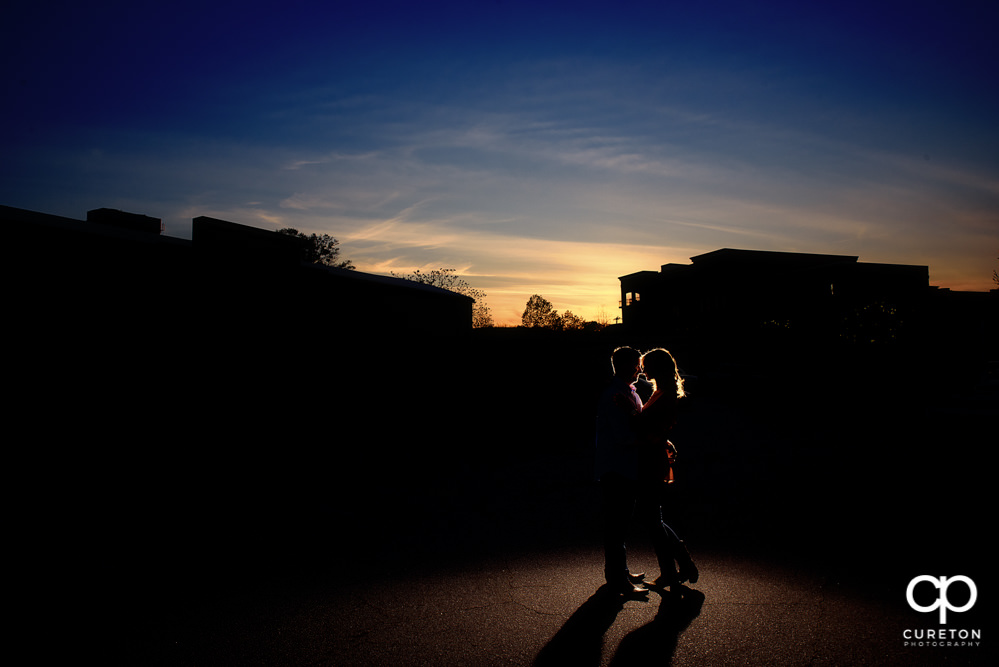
[641,348,686,399]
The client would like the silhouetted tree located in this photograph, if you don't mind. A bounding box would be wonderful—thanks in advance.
[277,228,354,269]
[392,267,494,328]
[561,310,585,330]
[472,303,495,329]
[522,294,562,329]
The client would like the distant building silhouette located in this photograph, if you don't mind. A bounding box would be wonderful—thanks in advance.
[4,203,473,347]
[618,248,995,353]
[86,207,165,235]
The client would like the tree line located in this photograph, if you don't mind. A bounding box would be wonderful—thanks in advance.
[277,228,613,331]
[521,294,605,331]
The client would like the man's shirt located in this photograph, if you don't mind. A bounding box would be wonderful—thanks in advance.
[595,377,642,481]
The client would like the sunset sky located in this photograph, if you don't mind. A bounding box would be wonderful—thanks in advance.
[3,0,997,325]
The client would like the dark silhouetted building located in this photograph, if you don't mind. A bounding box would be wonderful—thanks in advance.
[618,248,994,357]
[5,201,476,480]
[4,203,473,347]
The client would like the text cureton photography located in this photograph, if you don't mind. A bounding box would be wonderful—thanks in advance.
[903,628,982,648]
[903,575,983,649]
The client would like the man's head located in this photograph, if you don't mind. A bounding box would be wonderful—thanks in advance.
[611,346,642,383]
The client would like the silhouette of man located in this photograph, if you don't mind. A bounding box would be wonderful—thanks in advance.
[595,346,650,595]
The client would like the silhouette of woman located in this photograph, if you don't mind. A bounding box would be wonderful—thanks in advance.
[634,348,698,588]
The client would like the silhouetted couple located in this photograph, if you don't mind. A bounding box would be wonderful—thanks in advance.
[595,346,698,596]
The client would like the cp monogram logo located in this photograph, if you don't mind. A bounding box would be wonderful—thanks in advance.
[906,575,977,624]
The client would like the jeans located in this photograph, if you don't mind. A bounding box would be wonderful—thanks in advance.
[601,473,679,584]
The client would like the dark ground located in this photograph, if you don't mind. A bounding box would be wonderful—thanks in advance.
[12,327,995,664]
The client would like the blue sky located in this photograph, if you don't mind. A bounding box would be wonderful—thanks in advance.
[4,0,997,324]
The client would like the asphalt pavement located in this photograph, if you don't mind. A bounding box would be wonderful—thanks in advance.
[122,391,993,666]
[139,541,986,666]
[58,349,994,667]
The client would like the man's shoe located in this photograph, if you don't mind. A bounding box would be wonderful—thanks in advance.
[609,580,649,596]
[627,571,646,584]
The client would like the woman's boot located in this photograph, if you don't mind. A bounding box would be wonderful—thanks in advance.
[675,541,699,584]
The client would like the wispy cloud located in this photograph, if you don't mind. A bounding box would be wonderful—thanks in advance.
[3,3,996,325]
[148,73,996,322]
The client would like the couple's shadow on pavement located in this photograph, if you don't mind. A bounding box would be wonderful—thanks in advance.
[533,584,705,667]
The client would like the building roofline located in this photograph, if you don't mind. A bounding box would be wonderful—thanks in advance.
[618,270,660,281]
[304,262,475,302]
[690,248,859,265]
[2,204,189,247]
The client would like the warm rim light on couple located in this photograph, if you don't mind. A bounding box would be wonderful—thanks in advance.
[595,346,699,596]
